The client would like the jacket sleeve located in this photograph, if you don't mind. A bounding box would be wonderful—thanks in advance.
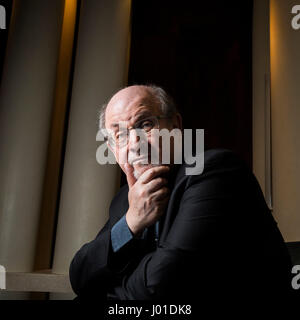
[69,192,148,298]
[69,218,111,297]
[111,167,244,300]
[111,215,134,252]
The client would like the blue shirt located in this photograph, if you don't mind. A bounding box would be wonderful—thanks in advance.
[111,215,159,252]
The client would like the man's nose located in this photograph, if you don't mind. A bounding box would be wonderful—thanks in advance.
[128,129,140,151]
[128,129,148,152]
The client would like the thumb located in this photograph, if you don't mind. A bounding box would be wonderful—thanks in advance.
[124,163,137,188]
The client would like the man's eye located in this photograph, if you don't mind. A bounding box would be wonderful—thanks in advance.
[116,131,128,140]
[140,120,154,130]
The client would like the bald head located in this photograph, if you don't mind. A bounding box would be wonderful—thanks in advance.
[105,85,160,126]
[99,85,177,131]
[107,85,157,110]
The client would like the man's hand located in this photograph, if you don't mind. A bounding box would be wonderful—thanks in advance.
[124,164,170,236]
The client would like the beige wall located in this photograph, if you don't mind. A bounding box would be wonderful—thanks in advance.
[0,0,65,300]
[253,0,300,242]
[269,0,300,242]
[0,0,64,272]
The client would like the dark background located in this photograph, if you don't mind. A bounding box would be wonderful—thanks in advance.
[128,0,253,168]
[126,0,300,274]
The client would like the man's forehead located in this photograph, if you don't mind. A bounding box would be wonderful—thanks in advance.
[109,85,152,102]
[106,87,159,124]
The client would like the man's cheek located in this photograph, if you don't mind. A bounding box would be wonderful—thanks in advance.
[114,148,128,165]
[149,137,161,164]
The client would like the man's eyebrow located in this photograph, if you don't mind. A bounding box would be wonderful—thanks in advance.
[133,111,153,122]
[110,111,153,128]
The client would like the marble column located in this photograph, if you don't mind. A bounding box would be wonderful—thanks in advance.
[270,0,300,242]
[51,0,131,299]
[0,0,64,298]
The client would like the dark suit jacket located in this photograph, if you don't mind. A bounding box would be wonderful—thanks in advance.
[69,149,293,302]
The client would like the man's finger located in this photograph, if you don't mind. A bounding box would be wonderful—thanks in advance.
[140,166,170,184]
[152,186,170,201]
[124,163,136,188]
[146,177,168,193]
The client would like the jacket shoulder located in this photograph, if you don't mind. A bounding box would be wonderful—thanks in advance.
[175,148,248,182]
[203,148,247,169]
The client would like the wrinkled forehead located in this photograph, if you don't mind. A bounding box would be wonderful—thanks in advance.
[105,88,160,128]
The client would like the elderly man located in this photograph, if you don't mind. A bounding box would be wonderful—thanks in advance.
[69,85,292,302]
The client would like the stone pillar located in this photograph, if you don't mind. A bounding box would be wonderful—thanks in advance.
[0,0,64,298]
[51,0,131,296]
[270,0,300,242]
